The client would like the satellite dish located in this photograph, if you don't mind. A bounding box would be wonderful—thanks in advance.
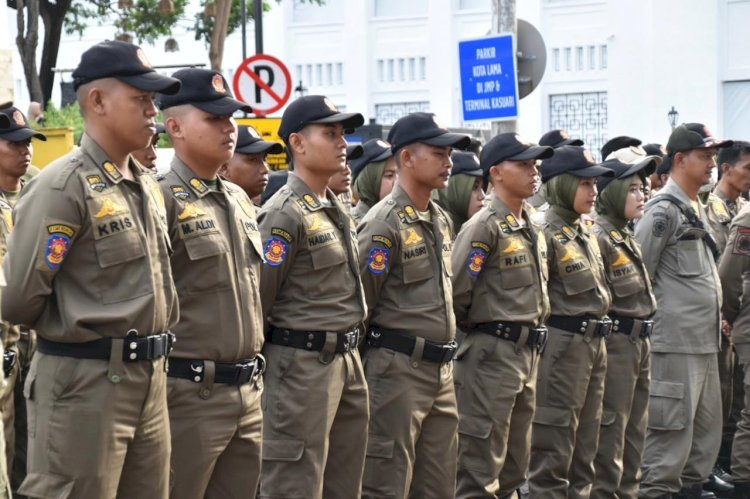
[517,19,547,99]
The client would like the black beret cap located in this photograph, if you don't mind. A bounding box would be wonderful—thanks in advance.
[278,95,363,143]
[667,122,733,154]
[450,151,482,177]
[387,112,471,152]
[480,133,553,172]
[72,40,181,94]
[159,68,251,115]
[601,135,642,161]
[539,129,583,148]
[235,125,283,154]
[346,144,364,161]
[0,107,46,142]
[539,145,614,183]
[350,139,393,180]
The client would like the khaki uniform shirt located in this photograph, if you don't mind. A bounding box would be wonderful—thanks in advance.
[1,134,178,341]
[357,184,455,342]
[0,190,19,347]
[159,158,263,361]
[634,179,721,354]
[451,196,550,327]
[352,202,370,226]
[719,203,750,343]
[258,173,365,331]
[706,187,747,254]
[593,218,656,319]
[544,209,611,318]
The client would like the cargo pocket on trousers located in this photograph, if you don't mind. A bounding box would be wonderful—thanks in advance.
[600,409,616,427]
[458,415,493,472]
[18,472,74,498]
[262,439,304,462]
[23,361,37,438]
[366,434,395,459]
[647,380,686,431]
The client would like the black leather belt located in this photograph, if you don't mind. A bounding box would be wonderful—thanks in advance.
[37,330,175,362]
[547,315,612,338]
[267,326,360,354]
[367,326,457,364]
[610,315,653,339]
[3,350,16,377]
[168,356,265,385]
[470,322,548,349]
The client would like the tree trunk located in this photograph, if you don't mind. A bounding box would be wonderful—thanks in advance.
[208,0,232,70]
[39,0,72,108]
[15,0,44,104]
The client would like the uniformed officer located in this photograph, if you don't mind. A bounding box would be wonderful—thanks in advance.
[433,150,486,234]
[328,144,363,203]
[635,123,730,498]
[589,147,659,499]
[539,129,584,149]
[527,145,613,498]
[156,68,266,499]
[1,40,180,498]
[258,95,368,499]
[219,125,283,203]
[131,123,163,171]
[706,140,750,489]
[350,138,397,224]
[0,106,46,493]
[451,133,552,498]
[719,200,750,499]
[643,143,668,198]
[356,112,469,498]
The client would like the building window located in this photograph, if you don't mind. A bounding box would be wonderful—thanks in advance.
[549,91,608,161]
[408,58,416,80]
[325,63,333,86]
[564,47,572,71]
[398,58,405,81]
[387,59,395,82]
[553,48,560,72]
[374,0,427,17]
[588,46,595,70]
[377,60,385,82]
[305,65,312,87]
[419,57,427,80]
[576,46,583,71]
[375,101,430,125]
[336,63,343,85]
[600,44,608,69]
[458,0,490,9]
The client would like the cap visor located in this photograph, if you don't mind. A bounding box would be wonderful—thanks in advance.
[118,72,182,95]
[560,138,584,147]
[626,156,660,178]
[347,145,364,161]
[460,168,483,177]
[235,141,283,154]
[194,96,252,115]
[569,164,614,178]
[1,128,47,142]
[509,145,554,161]
[310,112,365,131]
[422,132,472,150]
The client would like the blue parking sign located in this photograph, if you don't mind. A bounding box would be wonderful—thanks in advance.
[458,34,519,121]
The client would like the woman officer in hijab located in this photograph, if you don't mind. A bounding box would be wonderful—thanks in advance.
[350,139,397,224]
[433,150,486,234]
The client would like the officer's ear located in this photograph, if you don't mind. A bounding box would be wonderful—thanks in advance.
[288,131,305,158]
[398,144,416,169]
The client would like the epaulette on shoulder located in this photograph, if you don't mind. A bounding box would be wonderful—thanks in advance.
[49,150,86,191]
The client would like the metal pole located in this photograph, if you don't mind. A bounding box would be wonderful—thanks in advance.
[241,0,247,60]
[254,0,263,55]
[491,0,517,135]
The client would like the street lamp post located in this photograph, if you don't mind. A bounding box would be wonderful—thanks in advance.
[668,106,679,129]
[294,81,308,99]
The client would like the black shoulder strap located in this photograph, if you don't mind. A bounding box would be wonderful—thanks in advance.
[656,193,720,262]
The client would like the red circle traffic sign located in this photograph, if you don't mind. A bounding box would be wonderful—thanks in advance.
[233,54,292,116]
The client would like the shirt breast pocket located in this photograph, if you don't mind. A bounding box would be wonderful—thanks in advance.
[560,268,597,296]
[611,275,642,298]
[181,232,230,294]
[676,239,706,276]
[402,255,435,284]
[94,230,146,269]
[500,265,535,290]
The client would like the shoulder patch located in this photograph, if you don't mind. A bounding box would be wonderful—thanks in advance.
[734,227,750,255]
[271,227,293,242]
[372,234,393,249]
[264,237,289,267]
[467,248,488,277]
[171,185,190,200]
[471,241,491,253]
[368,247,390,274]
[44,224,75,270]
[652,217,668,237]
[86,175,107,192]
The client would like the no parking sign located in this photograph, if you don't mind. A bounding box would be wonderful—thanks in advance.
[233,54,292,116]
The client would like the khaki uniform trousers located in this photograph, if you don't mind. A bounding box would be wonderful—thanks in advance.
[19,351,170,499]
[639,353,721,498]
[528,328,607,499]
[259,343,369,499]
[719,335,735,454]
[729,343,750,482]
[0,350,18,487]
[361,345,458,499]
[12,331,35,493]
[168,373,263,499]
[0,343,11,499]
[591,333,650,499]
[454,332,539,499]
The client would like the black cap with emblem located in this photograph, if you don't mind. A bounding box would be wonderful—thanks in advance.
[72,40,181,94]
[387,112,471,152]
[346,144,364,161]
[159,68,251,115]
[0,107,47,142]
[350,139,393,180]
[278,95,364,144]
[667,123,733,154]
[601,135,642,161]
[451,151,483,177]
[480,132,553,172]
[234,125,283,154]
[539,129,583,148]
[539,145,614,182]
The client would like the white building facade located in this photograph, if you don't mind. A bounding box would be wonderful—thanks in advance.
[7,0,750,154]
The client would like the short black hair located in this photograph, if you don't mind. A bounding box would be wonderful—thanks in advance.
[718,140,750,179]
